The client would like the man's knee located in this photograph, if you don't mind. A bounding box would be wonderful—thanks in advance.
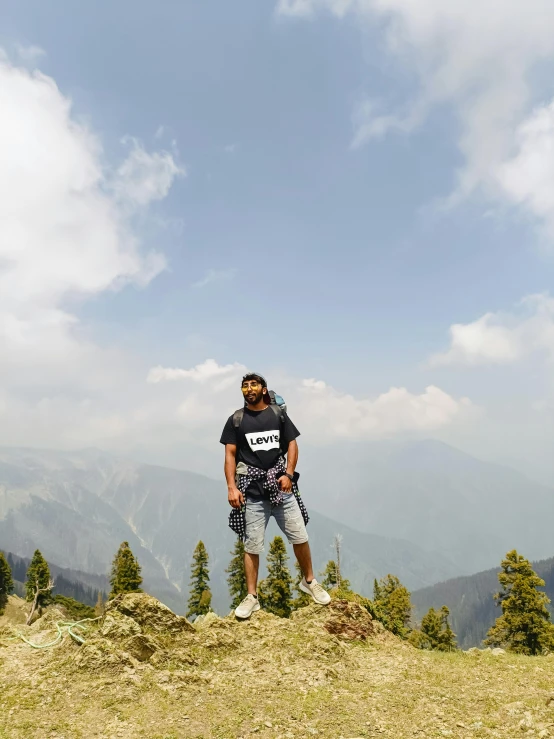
[280,499,309,545]
[244,527,265,555]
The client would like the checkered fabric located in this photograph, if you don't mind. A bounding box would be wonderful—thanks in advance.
[228,457,309,540]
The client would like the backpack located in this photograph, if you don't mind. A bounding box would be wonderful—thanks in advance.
[232,390,287,428]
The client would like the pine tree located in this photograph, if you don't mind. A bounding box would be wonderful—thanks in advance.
[0,551,14,614]
[187,541,212,620]
[321,560,339,590]
[292,560,311,609]
[109,541,143,598]
[258,536,293,618]
[25,550,54,624]
[438,606,457,652]
[320,559,352,595]
[484,549,554,655]
[372,574,412,638]
[411,606,457,651]
[226,538,247,610]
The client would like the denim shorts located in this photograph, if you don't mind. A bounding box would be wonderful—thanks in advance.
[244,493,309,554]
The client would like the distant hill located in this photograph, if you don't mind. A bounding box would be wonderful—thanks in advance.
[0,446,458,614]
[412,555,554,648]
[2,550,109,606]
[302,439,554,575]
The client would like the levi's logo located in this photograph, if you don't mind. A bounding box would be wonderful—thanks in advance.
[245,430,280,452]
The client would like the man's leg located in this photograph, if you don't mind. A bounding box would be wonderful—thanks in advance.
[244,552,260,595]
[293,541,314,582]
[242,496,270,593]
[274,494,331,605]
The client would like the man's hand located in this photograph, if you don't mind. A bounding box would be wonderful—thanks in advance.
[279,474,293,493]
[228,486,245,508]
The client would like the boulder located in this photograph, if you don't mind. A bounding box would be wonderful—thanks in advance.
[122,633,159,662]
[194,611,222,630]
[323,600,376,641]
[100,612,141,640]
[74,639,136,672]
[106,593,195,634]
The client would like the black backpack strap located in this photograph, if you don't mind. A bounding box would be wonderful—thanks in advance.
[234,405,285,427]
[269,404,285,423]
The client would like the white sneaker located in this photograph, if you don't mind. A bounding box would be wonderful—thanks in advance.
[299,577,331,605]
[235,594,261,619]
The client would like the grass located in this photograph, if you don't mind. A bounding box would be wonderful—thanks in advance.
[2,596,554,738]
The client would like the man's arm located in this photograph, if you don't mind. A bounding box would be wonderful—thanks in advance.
[286,439,298,477]
[224,444,244,508]
[279,439,298,492]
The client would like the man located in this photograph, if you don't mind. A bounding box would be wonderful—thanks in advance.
[220,372,331,619]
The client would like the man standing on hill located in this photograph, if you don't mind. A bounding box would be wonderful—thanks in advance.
[220,372,331,619]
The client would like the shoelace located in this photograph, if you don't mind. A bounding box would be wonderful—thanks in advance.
[310,581,326,596]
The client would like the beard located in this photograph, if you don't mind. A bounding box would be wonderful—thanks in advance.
[245,388,265,405]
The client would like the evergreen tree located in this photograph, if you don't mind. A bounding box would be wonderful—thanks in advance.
[0,551,14,614]
[187,541,212,620]
[439,606,457,652]
[292,560,311,609]
[226,538,247,609]
[25,550,52,604]
[320,559,352,595]
[373,574,412,638]
[411,606,457,651]
[258,536,293,618]
[9,552,26,583]
[25,550,54,624]
[109,541,143,598]
[321,559,338,591]
[484,549,554,655]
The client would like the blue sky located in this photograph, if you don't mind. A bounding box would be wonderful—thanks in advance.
[1,0,553,483]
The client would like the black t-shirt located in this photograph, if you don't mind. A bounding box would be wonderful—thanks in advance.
[220,407,300,497]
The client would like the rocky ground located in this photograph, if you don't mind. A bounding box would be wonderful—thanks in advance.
[1,593,554,739]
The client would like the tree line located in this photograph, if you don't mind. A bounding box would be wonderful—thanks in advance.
[1,542,552,655]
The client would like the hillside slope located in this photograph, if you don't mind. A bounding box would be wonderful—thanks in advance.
[2,593,554,738]
[412,555,554,648]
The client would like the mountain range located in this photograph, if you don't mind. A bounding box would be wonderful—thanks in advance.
[301,439,554,574]
[0,445,459,614]
[412,555,554,648]
[1,440,550,616]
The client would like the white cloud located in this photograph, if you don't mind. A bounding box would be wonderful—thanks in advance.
[351,98,423,149]
[147,359,247,390]
[292,377,471,440]
[277,0,554,240]
[192,268,237,289]
[0,52,180,394]
[496,101,554,240]
[14,45,46,66]
[112,137,184,208]
[429,294,554,367]
[146,361,470,443]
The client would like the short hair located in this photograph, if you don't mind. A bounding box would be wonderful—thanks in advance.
[241,372,267,388]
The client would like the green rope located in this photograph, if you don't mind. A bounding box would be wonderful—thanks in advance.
[6,616,101,649]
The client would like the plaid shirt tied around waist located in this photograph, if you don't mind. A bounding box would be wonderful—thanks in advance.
[228,457,310,540]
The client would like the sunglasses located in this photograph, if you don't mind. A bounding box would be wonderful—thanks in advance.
[241,382,261,391]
